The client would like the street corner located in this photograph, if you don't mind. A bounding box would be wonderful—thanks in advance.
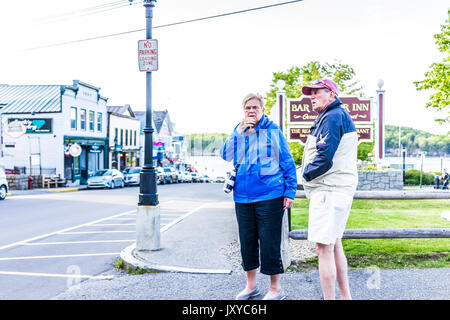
[120,243,232,275]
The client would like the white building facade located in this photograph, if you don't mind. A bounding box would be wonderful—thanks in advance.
[0,80,108,185]
[107,105,141,170]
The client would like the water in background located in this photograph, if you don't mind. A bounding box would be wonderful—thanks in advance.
[185,155,450,177]
[382,156,449,173]
[185,155,234,178]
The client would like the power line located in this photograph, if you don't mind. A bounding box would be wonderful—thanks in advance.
[39,0,141,23]
[27,0,304,51]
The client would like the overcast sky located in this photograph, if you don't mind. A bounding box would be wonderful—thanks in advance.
[0,0,449,135]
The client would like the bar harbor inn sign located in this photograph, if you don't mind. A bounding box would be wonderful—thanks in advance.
[287,96,374,145]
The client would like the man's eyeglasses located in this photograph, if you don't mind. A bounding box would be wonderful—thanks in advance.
[244,106,262,111]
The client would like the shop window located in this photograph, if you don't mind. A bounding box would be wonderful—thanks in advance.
[70,107,77,130]
[81,109,86,131]
[89,111,95,131]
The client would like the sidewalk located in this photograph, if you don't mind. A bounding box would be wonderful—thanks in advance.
[53,199,450,300]
[120,201,239,274]
[6,185,88,196]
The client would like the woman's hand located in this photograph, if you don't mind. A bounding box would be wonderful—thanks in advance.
[236,117,256,134]
[283,197,293,210]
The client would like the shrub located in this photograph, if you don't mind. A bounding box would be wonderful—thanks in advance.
[404,169,435,185]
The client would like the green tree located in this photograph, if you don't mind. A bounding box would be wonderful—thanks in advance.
[265,61,366,163]
[265,60,364,115]
[414,9,450,125]
[357,142,375,161]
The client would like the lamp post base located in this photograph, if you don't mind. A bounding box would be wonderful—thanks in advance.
[136,205,161,251]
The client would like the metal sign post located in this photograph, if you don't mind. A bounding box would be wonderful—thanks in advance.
[136,0,160,252]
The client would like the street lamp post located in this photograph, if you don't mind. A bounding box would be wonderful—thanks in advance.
[136,0,160,251]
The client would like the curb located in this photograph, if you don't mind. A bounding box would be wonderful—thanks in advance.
[120,243,232,275]
[48,188,80,193]
[6,187,86,197]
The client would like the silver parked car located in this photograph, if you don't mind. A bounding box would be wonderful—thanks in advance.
[123,167,141,186]
[87,169,124,189]
[214,176,225,183]
[0,168,8,200]
[191,172,200,183]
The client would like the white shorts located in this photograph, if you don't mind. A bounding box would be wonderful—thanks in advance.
[308,191,353,245]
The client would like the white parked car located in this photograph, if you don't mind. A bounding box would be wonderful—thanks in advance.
[177,170,185,183]
[123,167,141,186]
[183,172,193,183]
[87,169,124,189]
[0,168,8,200]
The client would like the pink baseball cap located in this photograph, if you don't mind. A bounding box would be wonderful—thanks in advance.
[302,79,339,95]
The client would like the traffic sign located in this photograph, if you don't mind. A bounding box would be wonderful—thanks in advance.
[138,39,158,72]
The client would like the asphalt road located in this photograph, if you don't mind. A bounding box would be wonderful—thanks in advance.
[0,182,227,299]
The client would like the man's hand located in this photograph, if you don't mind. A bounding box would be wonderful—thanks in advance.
[283,197,293,210]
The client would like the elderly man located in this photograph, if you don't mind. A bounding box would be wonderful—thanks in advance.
[299,79,358,300]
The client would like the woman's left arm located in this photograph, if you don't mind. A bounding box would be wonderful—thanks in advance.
[277,129,298,201]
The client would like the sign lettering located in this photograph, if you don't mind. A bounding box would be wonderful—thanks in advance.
[288,97,372,124]
[288,126,373,145]
[138,39,158,72]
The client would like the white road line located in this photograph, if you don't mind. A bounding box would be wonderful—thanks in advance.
[107,218,136,220]
[0,252,120,261]
[22,240,135,246]
[60,231,135,234]
[160,203,210,233]
[0,270,114,280]
[0,210,136,251]
[88,224,136,226]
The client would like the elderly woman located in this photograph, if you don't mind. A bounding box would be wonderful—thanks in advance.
[221,93,297,300]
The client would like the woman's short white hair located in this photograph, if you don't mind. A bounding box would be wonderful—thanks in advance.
[242,93,265,110]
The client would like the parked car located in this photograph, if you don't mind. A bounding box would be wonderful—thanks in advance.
[183,171,193,183]
[176,170,185,183]
[123,167,141,186]
[163,167,178,184]
[214,176,225,183]
[0,168,8,200]
[156,167,165,184]
[87,169,124,189]
[191,172,200,183]
[199,175,211,183]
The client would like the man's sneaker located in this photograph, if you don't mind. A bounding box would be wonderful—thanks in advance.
[235,286,260,300]
[262,289,286,300]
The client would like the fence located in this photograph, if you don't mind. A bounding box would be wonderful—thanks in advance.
[289,190,450,240]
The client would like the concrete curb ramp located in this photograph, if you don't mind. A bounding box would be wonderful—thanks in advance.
[120,243,232,274]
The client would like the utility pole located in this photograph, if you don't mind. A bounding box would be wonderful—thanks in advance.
[136,0,160,251]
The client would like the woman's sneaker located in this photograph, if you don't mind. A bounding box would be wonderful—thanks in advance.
[235,286,261,300]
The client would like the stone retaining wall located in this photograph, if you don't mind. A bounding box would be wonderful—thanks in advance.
[6,175,43,190]
[357,170,403,191]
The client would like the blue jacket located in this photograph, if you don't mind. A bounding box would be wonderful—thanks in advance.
[300,98,358,197]
[221,114,297,203]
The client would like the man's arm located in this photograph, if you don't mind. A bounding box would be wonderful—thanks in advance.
[303,114,343,182]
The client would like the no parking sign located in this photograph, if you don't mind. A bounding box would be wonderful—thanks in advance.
[138,39,158,72]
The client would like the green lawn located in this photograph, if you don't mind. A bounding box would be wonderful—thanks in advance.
[290,199,450,269]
